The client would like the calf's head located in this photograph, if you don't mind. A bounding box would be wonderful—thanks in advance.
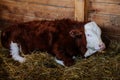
[84,22,105,52]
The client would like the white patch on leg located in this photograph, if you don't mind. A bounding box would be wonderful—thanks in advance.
[72,56,76,59]
[54,57,65,66]
[10,41,26,63]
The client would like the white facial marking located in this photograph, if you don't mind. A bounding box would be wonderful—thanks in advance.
[84,49,97,58]
[10,41,26,63]
[84,22,105,53]
[54,57,65,66]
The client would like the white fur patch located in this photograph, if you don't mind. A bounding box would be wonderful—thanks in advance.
[84,49,97,58]
[72,56,76,59]
[54,57,65,66]
[85,21,101,33]
[10,41,26,63]
[84,21,105,56]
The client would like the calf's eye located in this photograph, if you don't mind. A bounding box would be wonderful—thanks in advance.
[87,34,90,36]
[86,34,92,37]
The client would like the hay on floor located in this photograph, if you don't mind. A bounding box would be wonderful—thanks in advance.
[0,39,120,80]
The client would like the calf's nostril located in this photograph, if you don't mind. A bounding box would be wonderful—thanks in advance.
[99,45,102,47]
[99,43,105,47]
[99,43,106,50]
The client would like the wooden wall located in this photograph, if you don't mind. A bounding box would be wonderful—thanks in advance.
[0,0,74,22]
[88,0,120,39]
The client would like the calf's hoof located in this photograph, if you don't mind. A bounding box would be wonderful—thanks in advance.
[12,56,26,63]
[55,57,65,66]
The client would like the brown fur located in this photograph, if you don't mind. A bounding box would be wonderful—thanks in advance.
[1,19,87,66]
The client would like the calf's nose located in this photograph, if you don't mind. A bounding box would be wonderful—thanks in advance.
[99,43,105,50]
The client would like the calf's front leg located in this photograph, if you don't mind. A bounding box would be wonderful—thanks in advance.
[53,44,75,66]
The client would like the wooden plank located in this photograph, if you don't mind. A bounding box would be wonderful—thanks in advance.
[1,11,74,22]
[0,0,74,20]
[28,3,74,19]
[0,0,28,6]
[0,0,28,15]
[89,2,120,15]
[0,12,45,22]
[0,13,25,22]
[27,0,74,8]
[0,3,74,20]
[84,0,89,21]
[75,0,85,22]
[2,0,74,8]
[88,14,111,27]
[88,13,120,34]
[89,0,120,3]
[0,0,24,2]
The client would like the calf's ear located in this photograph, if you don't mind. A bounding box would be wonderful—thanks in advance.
[69,30,82,38]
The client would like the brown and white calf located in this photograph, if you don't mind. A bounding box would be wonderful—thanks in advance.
[1,19,105,66]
